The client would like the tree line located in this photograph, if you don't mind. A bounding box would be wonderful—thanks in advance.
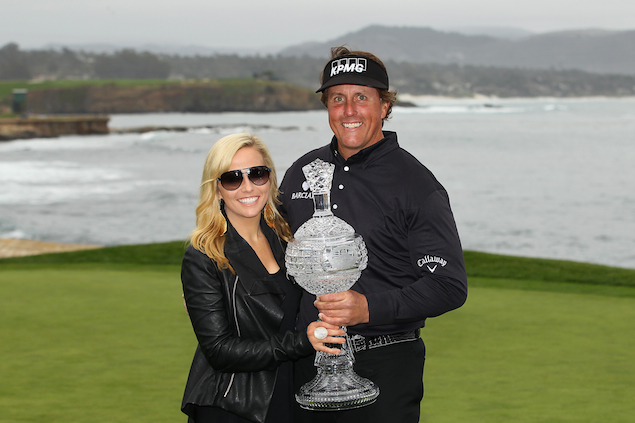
[2,43,635,97]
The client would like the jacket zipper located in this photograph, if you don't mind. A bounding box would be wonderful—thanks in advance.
[223,274,241,398]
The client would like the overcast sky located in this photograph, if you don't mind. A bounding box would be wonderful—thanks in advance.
[2,0,634,50]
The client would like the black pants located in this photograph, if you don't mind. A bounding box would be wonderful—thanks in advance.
[293,338,425,423]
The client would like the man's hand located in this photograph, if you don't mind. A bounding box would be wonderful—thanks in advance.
[314,290,369,327]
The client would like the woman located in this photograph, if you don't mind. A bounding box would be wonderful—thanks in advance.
[181,133,343,423]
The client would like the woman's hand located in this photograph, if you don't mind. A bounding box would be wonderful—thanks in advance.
[182,294,189,315]
[307,321,345,354]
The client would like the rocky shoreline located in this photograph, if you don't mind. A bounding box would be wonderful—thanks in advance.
[0,116,109,141]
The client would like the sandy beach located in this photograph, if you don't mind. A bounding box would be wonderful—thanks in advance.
[0,238,101,259]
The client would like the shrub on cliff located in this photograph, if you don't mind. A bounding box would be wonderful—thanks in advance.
[93,49,171,79]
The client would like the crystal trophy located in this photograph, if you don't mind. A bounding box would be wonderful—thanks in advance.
[285,158,379,410]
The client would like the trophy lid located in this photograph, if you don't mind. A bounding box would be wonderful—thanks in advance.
[302,158,335,195]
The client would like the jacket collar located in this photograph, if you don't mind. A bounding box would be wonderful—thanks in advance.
[224,214,285,275]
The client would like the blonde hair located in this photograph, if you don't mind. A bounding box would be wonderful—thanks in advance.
[188,133,292,272]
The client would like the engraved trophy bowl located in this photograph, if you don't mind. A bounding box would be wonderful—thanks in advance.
[285,159,379,411]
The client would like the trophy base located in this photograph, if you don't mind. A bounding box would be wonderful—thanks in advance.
[295,366,380,411]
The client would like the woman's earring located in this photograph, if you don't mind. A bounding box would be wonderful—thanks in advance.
[219,200,228,235]
[264,203,276,228]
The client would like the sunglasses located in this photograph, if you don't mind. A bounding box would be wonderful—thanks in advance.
[217,166,271,191]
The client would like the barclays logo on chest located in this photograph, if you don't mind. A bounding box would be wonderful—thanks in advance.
[291,180,313,200]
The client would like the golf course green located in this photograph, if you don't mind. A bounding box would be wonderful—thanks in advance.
[1,242,633,422]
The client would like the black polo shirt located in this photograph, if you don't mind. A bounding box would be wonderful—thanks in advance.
[279,131,467,337]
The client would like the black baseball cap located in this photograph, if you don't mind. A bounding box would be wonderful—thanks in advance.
[316,54,389,93]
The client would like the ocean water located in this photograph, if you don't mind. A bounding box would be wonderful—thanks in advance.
[1,97,634,269]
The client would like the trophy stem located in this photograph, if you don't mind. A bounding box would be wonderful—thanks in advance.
[295,322,379,411]
[312,192,332,218]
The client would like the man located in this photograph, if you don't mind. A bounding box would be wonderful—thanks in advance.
[278,46,468,423]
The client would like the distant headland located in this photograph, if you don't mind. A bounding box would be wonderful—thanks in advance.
[0,79,324,140]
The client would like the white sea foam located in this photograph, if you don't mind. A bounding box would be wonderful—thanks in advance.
[0,229,29,239]
[0,133,150,153]
[394,104,525,114]
[0,161,127,184]
[0,161,149,205]
[393,96,571,115]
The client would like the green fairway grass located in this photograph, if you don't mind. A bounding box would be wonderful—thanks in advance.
[1,244,634,422]
[0,266,192,423]
[0,79,183,101]
[422,281,635,423]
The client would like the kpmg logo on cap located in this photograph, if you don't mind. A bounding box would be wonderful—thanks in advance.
[330,57,367,77]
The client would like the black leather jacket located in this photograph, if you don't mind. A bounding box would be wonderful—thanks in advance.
[181,217,313,423]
